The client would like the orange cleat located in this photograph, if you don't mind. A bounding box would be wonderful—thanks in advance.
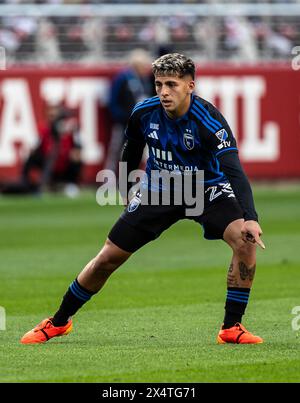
[20,318,72,344]
[217,322,263,344]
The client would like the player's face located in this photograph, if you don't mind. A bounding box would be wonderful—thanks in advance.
[155,75,195,119]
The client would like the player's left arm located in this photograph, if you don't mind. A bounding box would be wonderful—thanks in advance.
[204,103,265,249]
[218,152,265,249]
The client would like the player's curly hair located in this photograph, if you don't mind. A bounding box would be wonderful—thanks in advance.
[152,53,195,80]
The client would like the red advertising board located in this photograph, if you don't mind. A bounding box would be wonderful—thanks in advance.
[0,65,299,182]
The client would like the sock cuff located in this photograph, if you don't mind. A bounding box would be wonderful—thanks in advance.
[226,287,250,303]
[227,287,250,293]
[69,279,94,301]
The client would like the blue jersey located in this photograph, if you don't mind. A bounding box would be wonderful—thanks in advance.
[125,94,238,189]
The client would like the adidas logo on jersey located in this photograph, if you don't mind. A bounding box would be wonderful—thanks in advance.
[148,130,159,139]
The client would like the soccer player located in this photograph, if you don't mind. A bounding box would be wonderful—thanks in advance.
[21,53,265,345]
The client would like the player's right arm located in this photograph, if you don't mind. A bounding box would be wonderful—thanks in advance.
[119,110,146,204]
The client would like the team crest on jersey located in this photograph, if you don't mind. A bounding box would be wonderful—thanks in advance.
[127,195,141,213]
[215,128,228,141]
[183,130,194,150]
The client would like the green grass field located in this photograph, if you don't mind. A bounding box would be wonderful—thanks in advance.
[1,184,300,383]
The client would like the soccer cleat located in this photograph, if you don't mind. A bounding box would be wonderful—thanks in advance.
[217,322,263,344]
[20,317,73,344]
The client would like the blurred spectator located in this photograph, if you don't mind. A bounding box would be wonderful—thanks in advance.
[194,16,218,60]
[265,19,295,58]
[80,16,105,62]
[1,15,38,62]
[153,17,173,56]
[223,16,258,62]
[35,17,61,64]
[1,103,82,197]
[105,48,155,175]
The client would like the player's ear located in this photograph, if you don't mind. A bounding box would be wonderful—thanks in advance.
[188,80,195,94]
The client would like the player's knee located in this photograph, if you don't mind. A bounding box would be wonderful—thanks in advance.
[93,253,118,274]
[93,240,131,273]
[234,240,256,265]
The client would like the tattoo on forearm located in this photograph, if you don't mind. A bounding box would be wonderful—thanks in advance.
[239,262,256,281]
[227,263,239,287]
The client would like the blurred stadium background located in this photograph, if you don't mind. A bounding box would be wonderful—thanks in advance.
[1,1,300,64]
[0,0,299,184]
[1,1,300,384]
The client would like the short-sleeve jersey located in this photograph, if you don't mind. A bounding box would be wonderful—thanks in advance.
[125,94,238,188]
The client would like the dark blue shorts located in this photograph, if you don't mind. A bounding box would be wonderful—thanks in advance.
[108,183,243,252]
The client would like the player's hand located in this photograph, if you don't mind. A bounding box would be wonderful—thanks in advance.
[241,220,265,250]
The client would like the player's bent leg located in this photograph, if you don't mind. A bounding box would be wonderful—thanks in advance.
[217,218,263,344]
[21,200,180,344]
[223,218,257,288]
[77,238,132,293]
[20,240,131,345]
